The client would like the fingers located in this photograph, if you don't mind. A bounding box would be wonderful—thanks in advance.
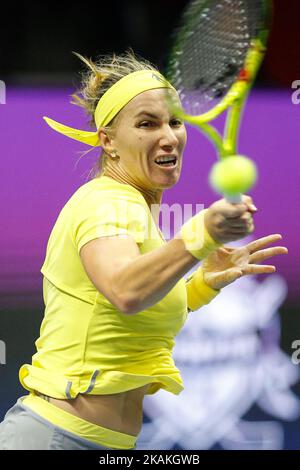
[222,202,249,219]
[222,195,257,218]
[207,197,257,244]
[249,246,288,263]
[246,234,283,254]
[219,230,253,243]
[219,199,256,233]
[221,212,255,237]
[204,268,243,290]
[226,217,255,236]
[241,195,258,214]
[225,226,254,236]
[242,264,276,275]
[226,211,252,228]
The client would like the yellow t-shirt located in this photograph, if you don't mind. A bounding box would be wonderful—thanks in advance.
[19,175,189,398]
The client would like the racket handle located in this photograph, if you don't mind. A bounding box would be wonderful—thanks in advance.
[225,193,242,204]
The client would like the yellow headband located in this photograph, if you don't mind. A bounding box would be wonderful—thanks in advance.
[43,70,176,147]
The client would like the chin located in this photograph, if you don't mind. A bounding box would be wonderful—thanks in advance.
[162,179,179,189]
[151,169,181,189]
[154,176,180,190]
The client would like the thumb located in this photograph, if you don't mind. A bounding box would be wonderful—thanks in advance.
[211,268,243,289]
[224,268,243,284]
[247,204,258,214]
[223,202,248,219]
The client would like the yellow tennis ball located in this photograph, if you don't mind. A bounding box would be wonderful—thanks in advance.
[209,155,257,195]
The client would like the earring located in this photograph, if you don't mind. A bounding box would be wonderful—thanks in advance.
[110,151,118,159]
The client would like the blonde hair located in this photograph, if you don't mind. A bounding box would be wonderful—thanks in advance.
[70,49,159,180]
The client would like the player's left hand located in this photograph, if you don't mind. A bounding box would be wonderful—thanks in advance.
[202,234,288,290]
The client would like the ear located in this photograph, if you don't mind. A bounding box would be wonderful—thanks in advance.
[98,127,115,154]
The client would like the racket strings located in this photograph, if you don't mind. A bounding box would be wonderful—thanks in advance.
[167,0,264,115]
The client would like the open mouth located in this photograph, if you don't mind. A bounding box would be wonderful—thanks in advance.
[154,156,177,167]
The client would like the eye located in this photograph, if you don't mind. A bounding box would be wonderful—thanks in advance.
[138,121,156,128]
[170,119,183,126]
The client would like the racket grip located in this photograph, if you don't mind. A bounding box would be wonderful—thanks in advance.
[225,193,242,204]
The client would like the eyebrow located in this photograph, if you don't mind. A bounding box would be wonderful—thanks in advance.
[134,111,160,119]
[134,111,180,120]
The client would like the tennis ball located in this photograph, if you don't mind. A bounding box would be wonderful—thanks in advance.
[209,155,257,196]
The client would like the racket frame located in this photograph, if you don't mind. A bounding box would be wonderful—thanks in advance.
[167,38,267,160]
[165,0,272,202]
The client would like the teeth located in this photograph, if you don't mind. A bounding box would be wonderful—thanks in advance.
[155,156,176,163]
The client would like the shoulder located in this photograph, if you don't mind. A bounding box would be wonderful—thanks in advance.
[68,177,149,228]
[71,176,147,208]
[69,177,149,248]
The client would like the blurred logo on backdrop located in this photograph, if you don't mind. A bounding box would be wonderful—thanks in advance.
[137,242,300,450]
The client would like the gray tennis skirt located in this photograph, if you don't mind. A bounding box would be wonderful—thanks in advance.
[0,396,134,450]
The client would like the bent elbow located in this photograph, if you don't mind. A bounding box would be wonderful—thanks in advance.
[113,292,140,315]
[110,274,142,315]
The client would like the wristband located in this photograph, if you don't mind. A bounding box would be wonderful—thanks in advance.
[181,209,221,260]
[186,266,220,312]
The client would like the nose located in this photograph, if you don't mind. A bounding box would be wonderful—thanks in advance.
[159,123,179,148]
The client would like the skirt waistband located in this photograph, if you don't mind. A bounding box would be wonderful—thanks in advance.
[21,393,137,450]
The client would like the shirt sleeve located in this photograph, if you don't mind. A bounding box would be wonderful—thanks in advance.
[72,187,148,254]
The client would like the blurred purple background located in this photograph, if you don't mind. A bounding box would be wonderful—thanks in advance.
[1,87,299,306]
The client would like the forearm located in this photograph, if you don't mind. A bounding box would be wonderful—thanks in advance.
[113,211,221,314]
[113,236,199,314]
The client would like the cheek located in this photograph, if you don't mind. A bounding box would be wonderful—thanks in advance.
[137,135,155,156]
[180,129,187,148]
[119,134,144,161]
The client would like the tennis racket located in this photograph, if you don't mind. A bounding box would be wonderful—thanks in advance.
[165,0,272,202]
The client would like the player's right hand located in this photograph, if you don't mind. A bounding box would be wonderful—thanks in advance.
[204,195,257,244]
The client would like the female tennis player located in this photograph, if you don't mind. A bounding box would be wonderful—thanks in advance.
[0,50,287,450]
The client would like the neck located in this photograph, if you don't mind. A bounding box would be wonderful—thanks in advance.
[100,158,163,210]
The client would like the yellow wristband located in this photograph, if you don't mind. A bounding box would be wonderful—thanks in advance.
[181,209,221,260]
[186,266,220,312]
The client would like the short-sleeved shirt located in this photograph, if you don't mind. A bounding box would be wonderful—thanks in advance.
[19,176,188,398]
